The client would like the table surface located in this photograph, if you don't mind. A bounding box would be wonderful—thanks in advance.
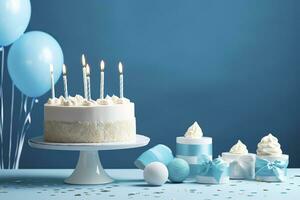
[0,169,299,200]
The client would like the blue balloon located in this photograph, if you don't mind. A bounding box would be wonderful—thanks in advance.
[7,31,64,97]
[0,0,31,46]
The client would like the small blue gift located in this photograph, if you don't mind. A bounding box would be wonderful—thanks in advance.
[134,144,174,169]
[195,155,229,184]
[255,155,289,182]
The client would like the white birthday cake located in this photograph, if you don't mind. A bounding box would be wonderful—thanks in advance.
[44,95,136,143]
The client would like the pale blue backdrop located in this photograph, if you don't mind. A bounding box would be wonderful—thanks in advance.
[2,0,300,168]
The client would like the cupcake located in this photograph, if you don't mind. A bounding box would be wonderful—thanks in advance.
[222,140,255,179]
[176,122,212,178]
[255,133,289,182]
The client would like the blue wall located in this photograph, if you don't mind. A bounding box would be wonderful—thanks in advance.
[2,0,300,168]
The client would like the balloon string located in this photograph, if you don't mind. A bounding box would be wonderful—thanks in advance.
[0,47,4,169]
[15,96,30,169]
[13,93,24,169]
[8,84,15,169]
[14,97,35,169]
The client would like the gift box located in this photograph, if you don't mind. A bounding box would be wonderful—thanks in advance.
[176,136,212,177]
[222,152,256,180]
[134,144,174,170]
[195,156,229,184]
[255,155,289,182]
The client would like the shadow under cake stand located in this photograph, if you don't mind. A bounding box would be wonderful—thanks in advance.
[28,134,150,185]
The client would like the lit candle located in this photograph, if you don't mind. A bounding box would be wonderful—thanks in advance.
[86,64,91,100]
[118,62,124,98]
[81,54,88,99]
[100,60,105,99]
[49,64,55,99]
[62,64,69,99]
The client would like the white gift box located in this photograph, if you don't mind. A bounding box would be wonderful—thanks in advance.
[222,152,256,180]
[255,154,289,182]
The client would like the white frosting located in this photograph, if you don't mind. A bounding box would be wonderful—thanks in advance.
[62,99,75,106]
[82,99,97,106]
[256,133,282,156]
[45,102,135,122]
[97,99,110,105]
[47,98,58,104]
[116,97,130,104]
[111,95,119,104]
[184,121,203,138]
[229,140,248,155]
[46,95,130,107]
[96,95,113,105]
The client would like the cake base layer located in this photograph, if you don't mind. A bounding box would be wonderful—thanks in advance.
[44,118,136,143]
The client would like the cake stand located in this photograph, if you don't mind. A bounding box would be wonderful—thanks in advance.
[28,134,150,185]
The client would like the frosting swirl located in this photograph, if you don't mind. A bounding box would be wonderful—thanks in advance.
[47,98,58,105]
[256,133,282,156]
[62,99,74,106]
[229,140,248,154]
[82,99,96,106]
[96,96,112,105]
[116,97,130,104]
[184,121,203,138]
[46,94,130,106]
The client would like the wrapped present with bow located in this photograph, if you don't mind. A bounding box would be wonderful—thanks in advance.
[195,155,229,184]
[222,140,256,179]
[255,156,289,182]
[255,133,289,182]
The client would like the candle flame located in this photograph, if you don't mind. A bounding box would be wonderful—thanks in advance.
[49,64,54,73]
[100,60,105,71]
[62,64,67,75]
[81,54,86,67]
[118,62,123,74]
[86,64,90,76]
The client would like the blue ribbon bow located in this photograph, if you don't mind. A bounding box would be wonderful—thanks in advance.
[197,155,228,182]
[255,157,288,182]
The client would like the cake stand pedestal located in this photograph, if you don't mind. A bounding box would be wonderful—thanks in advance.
[28,134,150,185]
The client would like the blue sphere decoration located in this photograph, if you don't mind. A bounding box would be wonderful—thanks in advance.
[0,0,31,46]
[8,31,64,97]
[167,158,190,183]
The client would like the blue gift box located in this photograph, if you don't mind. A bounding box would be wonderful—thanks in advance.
[195,156,229,184]
[134,144,174,169]
[176,137,212,177]
[255,155,289,182]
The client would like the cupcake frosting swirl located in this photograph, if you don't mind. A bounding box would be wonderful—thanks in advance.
[184,121,203,138]
[229,140,248,154]
[256,133,282,156]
